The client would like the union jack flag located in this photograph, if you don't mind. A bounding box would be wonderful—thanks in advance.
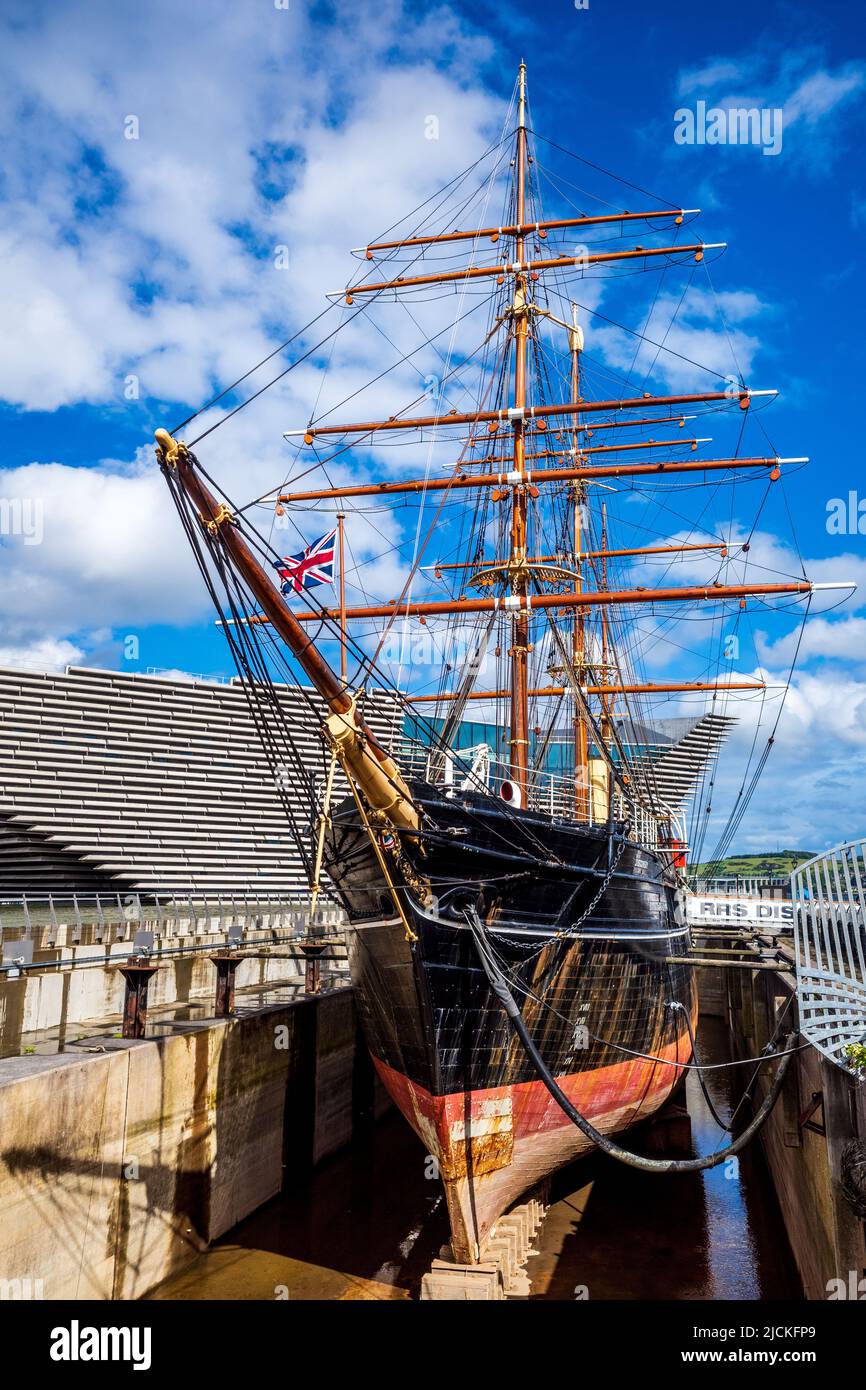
[273,528,337,595]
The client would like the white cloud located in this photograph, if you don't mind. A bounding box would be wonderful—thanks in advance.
[0,637,83,672]
[677,60,754,97]
[756,616,866,666]
[622,526,862,605]
[2,6,862,855]
[758,668,866,750]
[0,0,502,413]
[672,46,866,169]
[0,0,511,653]
[785,68,865,125]
[589,284,765,391]
[661,661,866,855]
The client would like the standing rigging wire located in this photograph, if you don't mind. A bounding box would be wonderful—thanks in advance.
[527,280,750,388]
[266,301,353,558]
[163,445,576,872]
[528,240,693,806]
[232,294,511,638]
[363,327,511,678]
[677,259,777,868]
[394,97,522,696]
[581,254,786,859]
[514,211,774,818]
[161,469,326,878]
[653,410,750,866]
[261,240,783,739]
[684,382,796,871]
[288,294,497,456]
[311,145,518,438]
[701,594,812,878]
[170,303,332,435]
[175,127,516,450]
[527,129,682,210]
[157,64,823,903]
[140,64,851,1247]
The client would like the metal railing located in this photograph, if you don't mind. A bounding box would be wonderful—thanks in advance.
[791,839,866,1072]
[396,737,685,854]
[691,875,790,896]
[0,890,345,948]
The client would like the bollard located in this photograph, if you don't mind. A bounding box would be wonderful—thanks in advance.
[209,951,247,1017]
[298,941,329,995]
[113,956,161,1039]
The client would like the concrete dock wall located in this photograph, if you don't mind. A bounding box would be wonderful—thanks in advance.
[0,987,383,1301]
[700,960,866,1301]
[0,929,346,1053]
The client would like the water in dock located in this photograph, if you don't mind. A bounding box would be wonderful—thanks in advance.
[150,1018,801,1301]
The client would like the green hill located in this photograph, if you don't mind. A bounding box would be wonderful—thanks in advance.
[692,851,815,878]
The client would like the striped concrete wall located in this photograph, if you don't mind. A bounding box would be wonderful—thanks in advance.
[625,712,735,810]
[0,666,402,898]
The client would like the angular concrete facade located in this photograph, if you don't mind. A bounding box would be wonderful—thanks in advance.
[0,666,401,899]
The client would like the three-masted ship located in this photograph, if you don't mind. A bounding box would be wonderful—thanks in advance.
[156,63,840,1263]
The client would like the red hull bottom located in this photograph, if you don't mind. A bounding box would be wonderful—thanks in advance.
[373,1036,690,1262]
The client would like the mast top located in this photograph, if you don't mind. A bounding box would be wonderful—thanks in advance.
[518,62,527,130]
[569,301,584,355]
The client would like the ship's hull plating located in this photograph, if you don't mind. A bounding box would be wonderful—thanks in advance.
[324,783,696,1262]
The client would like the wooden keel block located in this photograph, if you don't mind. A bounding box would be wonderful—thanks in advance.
[495,1210,531,1264]
[481,1229,519,1285]
[421,1259,505,1301]
[481,1228,533,1297]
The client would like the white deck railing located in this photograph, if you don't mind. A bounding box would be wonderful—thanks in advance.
[397,738,685,855]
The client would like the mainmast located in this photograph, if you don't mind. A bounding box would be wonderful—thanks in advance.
[266,60,851,828]
[600,502,613,816]
[570,303,589,817]
[509,61,531,801]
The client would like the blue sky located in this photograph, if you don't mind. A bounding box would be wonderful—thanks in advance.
[0,0,864,854]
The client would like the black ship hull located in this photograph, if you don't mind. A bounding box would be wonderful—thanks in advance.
[323,781,696,1260]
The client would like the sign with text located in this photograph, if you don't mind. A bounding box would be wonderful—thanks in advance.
[686,894,793,926]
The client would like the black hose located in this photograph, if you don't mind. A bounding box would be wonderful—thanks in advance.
[465,910,796,1174]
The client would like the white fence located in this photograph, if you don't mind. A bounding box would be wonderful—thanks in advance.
[0,891,344,950]
[791,840,866,1072]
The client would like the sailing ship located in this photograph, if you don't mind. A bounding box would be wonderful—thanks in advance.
[155,63,843,1263]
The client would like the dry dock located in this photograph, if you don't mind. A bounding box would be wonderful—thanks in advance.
[699,942,866,1300]
[0,896,863,1300]
[0,965,386,1299]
